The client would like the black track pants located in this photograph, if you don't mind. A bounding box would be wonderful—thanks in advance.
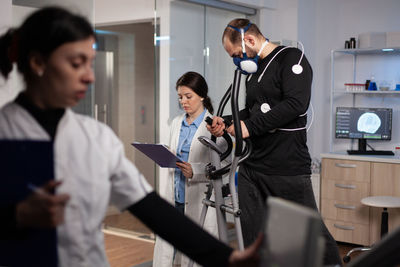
[237,165,342,266]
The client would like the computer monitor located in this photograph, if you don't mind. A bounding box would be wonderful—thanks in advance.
[335,107,393,155]
[260,197,325,267]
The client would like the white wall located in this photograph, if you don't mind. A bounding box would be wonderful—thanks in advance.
[222,0,277,9]
[12,0,94,20]
[0,4,33,108]
[0,0,12,33]
[257,0,297,42]
[95,0,154,25]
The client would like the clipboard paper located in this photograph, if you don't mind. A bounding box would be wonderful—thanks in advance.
[132,142,181,168]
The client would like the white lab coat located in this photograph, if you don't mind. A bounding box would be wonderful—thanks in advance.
[153,111,221,267]
[0,102,153,267]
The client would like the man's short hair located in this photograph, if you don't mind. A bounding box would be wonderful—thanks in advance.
[222,18,263,44]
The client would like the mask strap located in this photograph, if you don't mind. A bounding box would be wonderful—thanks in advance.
[227,25,238,31]
[227,23,253,54]
[257,40,269,56]
[240,29,246,54]
[247,39,269,82]
[227,22,251,33]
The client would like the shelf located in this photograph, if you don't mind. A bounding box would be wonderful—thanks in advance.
[333,90,400,94]
[332,47,400,55]
[329,46,399,153]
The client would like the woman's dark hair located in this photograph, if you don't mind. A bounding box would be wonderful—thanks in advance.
[0,6,94,80]
[176,71,214,114]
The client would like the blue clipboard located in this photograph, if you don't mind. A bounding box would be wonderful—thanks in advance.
[132,142,182,168]
[0,140,58,267]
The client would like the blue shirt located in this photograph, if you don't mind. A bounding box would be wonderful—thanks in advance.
[174,109,206,203]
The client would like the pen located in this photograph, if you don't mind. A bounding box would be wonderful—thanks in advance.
[27,183,50,196]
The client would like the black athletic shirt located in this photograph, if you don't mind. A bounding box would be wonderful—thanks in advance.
[241,46,312,175]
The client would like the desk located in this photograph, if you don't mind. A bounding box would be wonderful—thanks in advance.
[320,153,400,246]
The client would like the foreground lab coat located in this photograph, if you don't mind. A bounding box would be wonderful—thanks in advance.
[153,111,220,267]
[0,102,153,267]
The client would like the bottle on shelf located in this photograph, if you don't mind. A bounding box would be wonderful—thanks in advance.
[396,74,400,90]
[345,40,350,49]
[350,37,356,49]
[365,80,370,90]
[368,76,377,91]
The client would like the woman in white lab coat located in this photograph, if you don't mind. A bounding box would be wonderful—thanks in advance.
[153,72,222,267]
[0,7,261,267]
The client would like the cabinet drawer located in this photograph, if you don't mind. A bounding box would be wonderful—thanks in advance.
[321,179,370,202]
[321,198,369,224]
[324,219,369,246]
[322,159,370,182]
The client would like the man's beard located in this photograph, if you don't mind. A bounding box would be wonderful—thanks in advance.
[245,46,258,58]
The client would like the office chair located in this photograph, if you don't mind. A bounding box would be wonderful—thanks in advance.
[348,225,400,267]
[343,196,400,263]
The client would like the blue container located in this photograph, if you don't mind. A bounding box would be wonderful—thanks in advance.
[395,84,400,91]
[368,81,378,91]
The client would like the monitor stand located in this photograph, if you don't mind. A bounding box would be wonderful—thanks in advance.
[347,139,394,156]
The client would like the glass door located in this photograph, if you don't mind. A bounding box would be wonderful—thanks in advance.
[93,51,114,128]
[204,6,246,114]
[166,0,246,120]
[95,24,156,240]
[168,1,205,118]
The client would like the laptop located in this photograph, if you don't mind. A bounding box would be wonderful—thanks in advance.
[260,197,325,267]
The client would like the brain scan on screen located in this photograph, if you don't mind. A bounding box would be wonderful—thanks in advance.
[357,112,381,134]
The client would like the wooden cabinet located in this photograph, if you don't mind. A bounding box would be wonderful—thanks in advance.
[321,154,400,246]
[369,162,400,243]
[321,158,371,245]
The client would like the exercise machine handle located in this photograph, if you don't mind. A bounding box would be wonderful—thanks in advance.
[205,116,233,161]
[231,69,244,157]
